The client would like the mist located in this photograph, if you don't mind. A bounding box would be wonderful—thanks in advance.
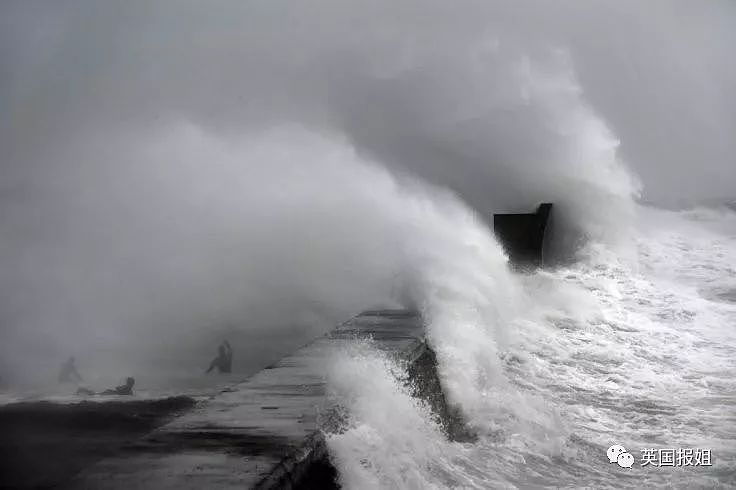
[1,1,734,385]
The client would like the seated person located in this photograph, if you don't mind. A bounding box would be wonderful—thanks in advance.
[76,377,135,396]
[101,377,135,395]
[206,340,233,374]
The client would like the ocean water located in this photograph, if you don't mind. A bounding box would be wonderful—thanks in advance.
[1,203,732,489]
[326,204,736,489]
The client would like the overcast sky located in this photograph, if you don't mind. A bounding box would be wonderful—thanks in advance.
[2,1,733,200]
[1,1,734,379]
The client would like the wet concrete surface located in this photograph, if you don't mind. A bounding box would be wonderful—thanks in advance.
[65,310,426,489]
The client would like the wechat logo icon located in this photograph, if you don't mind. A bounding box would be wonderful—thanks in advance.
[607,444,635,468]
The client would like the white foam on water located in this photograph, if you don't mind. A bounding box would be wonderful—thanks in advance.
[326,204,736,488]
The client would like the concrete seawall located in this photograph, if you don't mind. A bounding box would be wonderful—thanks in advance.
[493,202,553,267]
[70,309,447,489]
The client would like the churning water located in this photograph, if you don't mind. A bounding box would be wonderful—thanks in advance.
[326,204,736,489]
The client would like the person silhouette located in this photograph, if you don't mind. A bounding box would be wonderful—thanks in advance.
[206,341,233,374]
[77,377,135,396]
[58,357,83,383]
[101,377,135,395]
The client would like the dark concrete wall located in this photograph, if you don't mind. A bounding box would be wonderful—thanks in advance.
[493,203,552,268]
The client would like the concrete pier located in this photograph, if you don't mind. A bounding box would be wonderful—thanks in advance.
[70,310,426,489]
